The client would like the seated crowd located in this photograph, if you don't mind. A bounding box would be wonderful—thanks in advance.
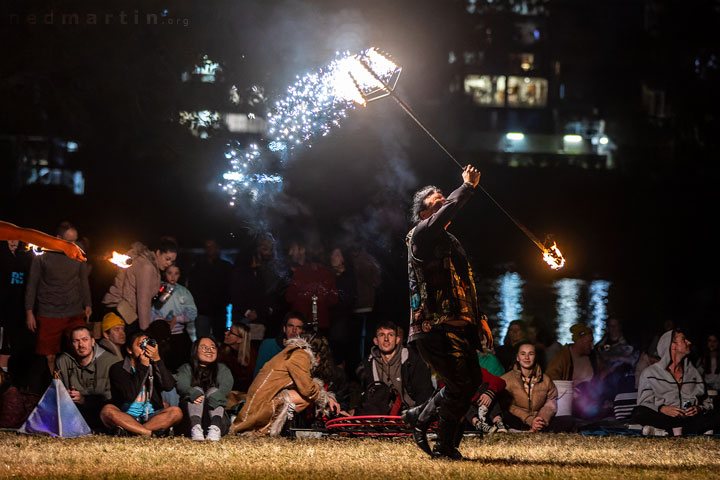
[1,223,719,439]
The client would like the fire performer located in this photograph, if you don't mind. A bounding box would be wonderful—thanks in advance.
[0,221,86,261]
[402,165,493,460]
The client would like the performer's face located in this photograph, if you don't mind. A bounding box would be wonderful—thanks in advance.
[420,192,445,220]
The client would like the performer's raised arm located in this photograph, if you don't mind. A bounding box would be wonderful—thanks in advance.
[0,221,86,261]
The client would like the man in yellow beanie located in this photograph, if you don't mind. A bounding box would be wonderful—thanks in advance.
[98,312,126,358]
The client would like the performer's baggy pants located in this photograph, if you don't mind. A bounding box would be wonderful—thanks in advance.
[414,324,483,425]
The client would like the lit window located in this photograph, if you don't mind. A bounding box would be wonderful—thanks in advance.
[506,76,547,108]
[464,75,505,106]
[178,110,222,138]
[510,53,535,72]
[515,21,542,45]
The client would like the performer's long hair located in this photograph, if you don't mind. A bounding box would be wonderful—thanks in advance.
[306,335,334,383]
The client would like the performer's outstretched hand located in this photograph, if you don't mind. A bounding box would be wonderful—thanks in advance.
[0,221,87,262]
[62,242,87,262]
[462,165,481,187]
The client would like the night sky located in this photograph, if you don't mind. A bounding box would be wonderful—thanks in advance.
[2,0,719,344]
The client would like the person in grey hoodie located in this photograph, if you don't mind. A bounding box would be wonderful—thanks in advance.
[358,320,434,414]
[55,325,121,430]
[633,328,720,435]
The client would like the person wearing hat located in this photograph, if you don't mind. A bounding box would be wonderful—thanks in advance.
[545,323,605,419]
[545,323,595,383]
[98,312,126,359]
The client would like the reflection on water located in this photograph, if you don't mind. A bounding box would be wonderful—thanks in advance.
[555,279,585,345]
[588,280,611,343]
[495,272,524,342]
[493,272,611,345]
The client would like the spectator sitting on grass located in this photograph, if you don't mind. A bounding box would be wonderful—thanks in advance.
[253,311,305,377]
[100,332,182,436]
[500,342,559,432]
[218,320,256,392]
[357,320,434,415]
[175,337,233,441]
[698,332,720,391]
[55,326,120,431]
[632,328,720,436]
[465,366,507,434]
[546,323,606,419]
[229,334,339,436]
[98,313,126,359]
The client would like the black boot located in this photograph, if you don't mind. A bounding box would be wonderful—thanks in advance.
[454,419,467,447]
[432,417,463,460]
[402,404,432,456]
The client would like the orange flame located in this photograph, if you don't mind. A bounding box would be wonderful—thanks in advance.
[109,251,132,269]
[542,242,565,270]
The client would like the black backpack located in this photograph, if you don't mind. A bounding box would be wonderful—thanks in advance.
[356,381,400,416]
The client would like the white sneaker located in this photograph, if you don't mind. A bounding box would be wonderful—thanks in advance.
[206,425,222,442]
[641,425,668,437]
[286,402,296,421]
[475,420,497,435]
[190,424,204,441]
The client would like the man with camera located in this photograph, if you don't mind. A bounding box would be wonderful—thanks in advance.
[100,331,182,436]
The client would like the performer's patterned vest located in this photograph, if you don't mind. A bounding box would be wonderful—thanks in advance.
[406,227,479,343]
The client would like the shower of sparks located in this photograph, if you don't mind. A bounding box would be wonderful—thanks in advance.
[266,47,401,151]
[220,48,398,204]
[219,141,283,205]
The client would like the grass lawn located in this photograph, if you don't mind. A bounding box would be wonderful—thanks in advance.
[1,431,719,479]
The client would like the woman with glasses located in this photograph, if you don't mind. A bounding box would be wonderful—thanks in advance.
[174,337,233,441]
